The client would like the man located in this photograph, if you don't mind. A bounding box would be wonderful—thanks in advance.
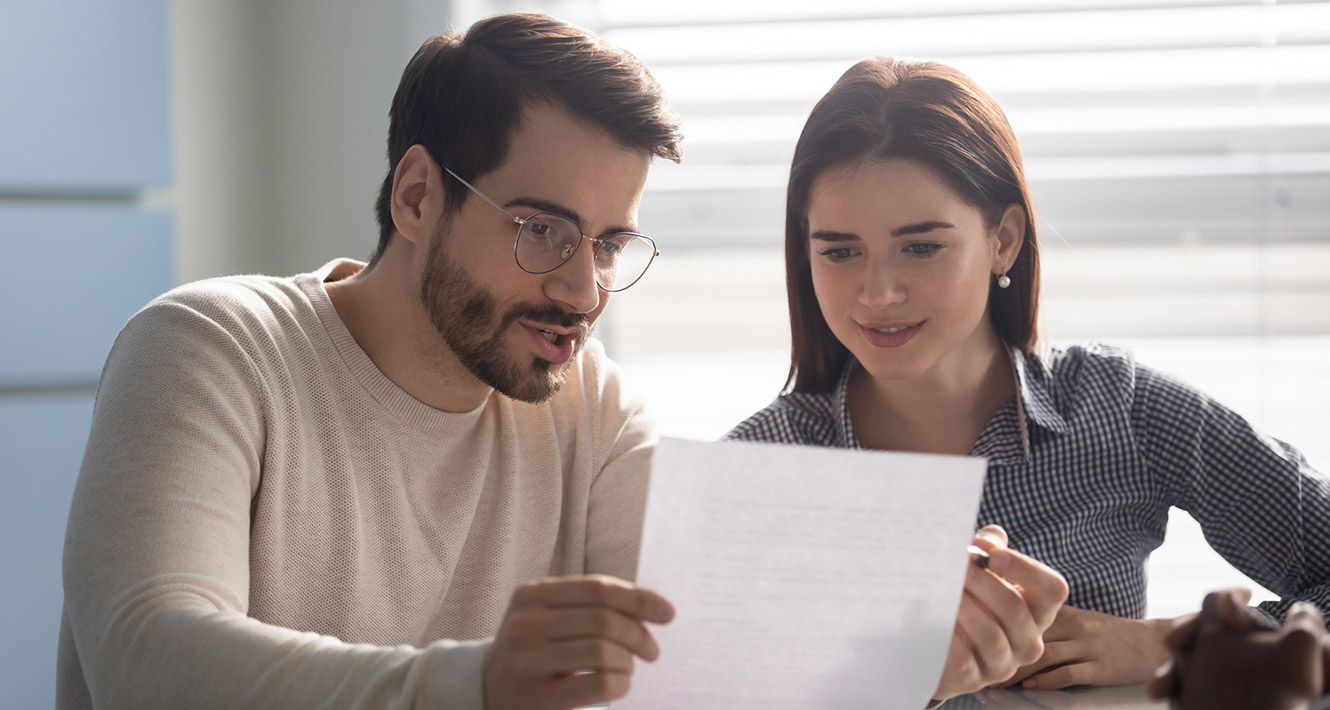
[60,13,679,710]
[1149,588,1330,710]
[60,12,1064,710]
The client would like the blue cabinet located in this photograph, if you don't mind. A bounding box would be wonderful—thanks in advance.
[0,1,172,706]
[0,206,173,384]
[0,0,170,191]
[0,394,96,705]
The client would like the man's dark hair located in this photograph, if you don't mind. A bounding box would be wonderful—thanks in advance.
[370,12,683,262]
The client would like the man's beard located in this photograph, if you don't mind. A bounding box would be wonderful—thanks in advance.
[418,227,590,404]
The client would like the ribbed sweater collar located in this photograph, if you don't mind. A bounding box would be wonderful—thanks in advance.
[297,259,490,432]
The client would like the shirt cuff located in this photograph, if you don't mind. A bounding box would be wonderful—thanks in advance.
[415,637,492,710]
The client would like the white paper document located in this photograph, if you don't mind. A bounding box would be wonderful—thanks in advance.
[616,437,987,710]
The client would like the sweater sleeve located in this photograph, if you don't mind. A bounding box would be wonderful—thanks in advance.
[1133,364,1330,624]
[582,351,656,583]
[60,296,488,709]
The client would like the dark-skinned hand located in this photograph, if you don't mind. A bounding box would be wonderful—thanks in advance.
[1147,588,1329,710]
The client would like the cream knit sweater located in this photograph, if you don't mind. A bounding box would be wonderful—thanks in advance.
[58,260,654,709]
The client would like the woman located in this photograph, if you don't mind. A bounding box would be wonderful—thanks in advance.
[727,57,1330,690]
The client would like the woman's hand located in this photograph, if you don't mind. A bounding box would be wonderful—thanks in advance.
[932,525,1069,701]
[1005,605,1173,689]
[1147,588,1328,710]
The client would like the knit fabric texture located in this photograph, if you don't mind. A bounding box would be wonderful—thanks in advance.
[58,259,655,709]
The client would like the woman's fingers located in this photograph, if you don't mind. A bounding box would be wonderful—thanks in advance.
[963,564,1043,666]
[984,548,1069,629]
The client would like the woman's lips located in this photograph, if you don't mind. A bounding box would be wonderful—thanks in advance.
[859,321,923,348]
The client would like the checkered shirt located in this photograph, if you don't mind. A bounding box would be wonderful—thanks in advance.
[725,342,1330,622]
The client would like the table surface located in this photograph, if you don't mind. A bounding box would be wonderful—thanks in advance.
[594,683,1166,709]
[951,684,1165,709]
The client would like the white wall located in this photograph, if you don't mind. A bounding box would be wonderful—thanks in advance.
[172,0,459,282]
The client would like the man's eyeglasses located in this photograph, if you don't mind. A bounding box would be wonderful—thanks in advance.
[442,166,659,292]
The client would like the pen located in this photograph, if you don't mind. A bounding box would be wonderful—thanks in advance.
[967,544,990,569]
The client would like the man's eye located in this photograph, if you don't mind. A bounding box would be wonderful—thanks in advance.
[527,222,551,236]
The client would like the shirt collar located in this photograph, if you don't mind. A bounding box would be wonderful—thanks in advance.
[1010,344,1070,436]
[835,344,1069,461]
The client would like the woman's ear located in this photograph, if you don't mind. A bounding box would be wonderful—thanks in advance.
[992,203,1028,274]
[389,144,439,247]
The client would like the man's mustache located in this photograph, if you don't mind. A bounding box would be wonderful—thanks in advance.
[501,303,589,334]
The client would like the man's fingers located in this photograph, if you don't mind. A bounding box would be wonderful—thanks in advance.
[543,638,637,675]
[1164,612,1200,651]
[514,575,675,624]
[1145,659,1175,699]
[1277,603,1327,669]
[544,670,633,708]
[1200,589,1241,625]
[488,576,670,710]
[1286,601,1326,632]
[546,607,660,661]
[1199,588,1283,635]
[1213,588,1261,630]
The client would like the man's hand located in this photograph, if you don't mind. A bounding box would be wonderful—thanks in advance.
[1004,605,1173,689]
[482,574,675,710]
[932,525,1069,700]
[1147,588,1328,710]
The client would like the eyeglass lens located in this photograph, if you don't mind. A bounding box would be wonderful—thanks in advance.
[516,213,656,291]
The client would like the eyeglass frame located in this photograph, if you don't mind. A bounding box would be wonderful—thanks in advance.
[441,165,660,293]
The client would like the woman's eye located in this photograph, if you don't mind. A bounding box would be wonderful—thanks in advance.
[905,242,943,256]
[816,247,857,262]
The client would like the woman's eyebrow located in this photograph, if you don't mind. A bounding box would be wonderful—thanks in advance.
[890,220,954,237]
[810,230,860,242]
[811,221,955,241]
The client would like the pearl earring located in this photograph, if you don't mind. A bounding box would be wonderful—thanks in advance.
[997,272,1011,289]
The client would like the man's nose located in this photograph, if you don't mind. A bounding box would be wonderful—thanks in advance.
[543,238,602,315]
